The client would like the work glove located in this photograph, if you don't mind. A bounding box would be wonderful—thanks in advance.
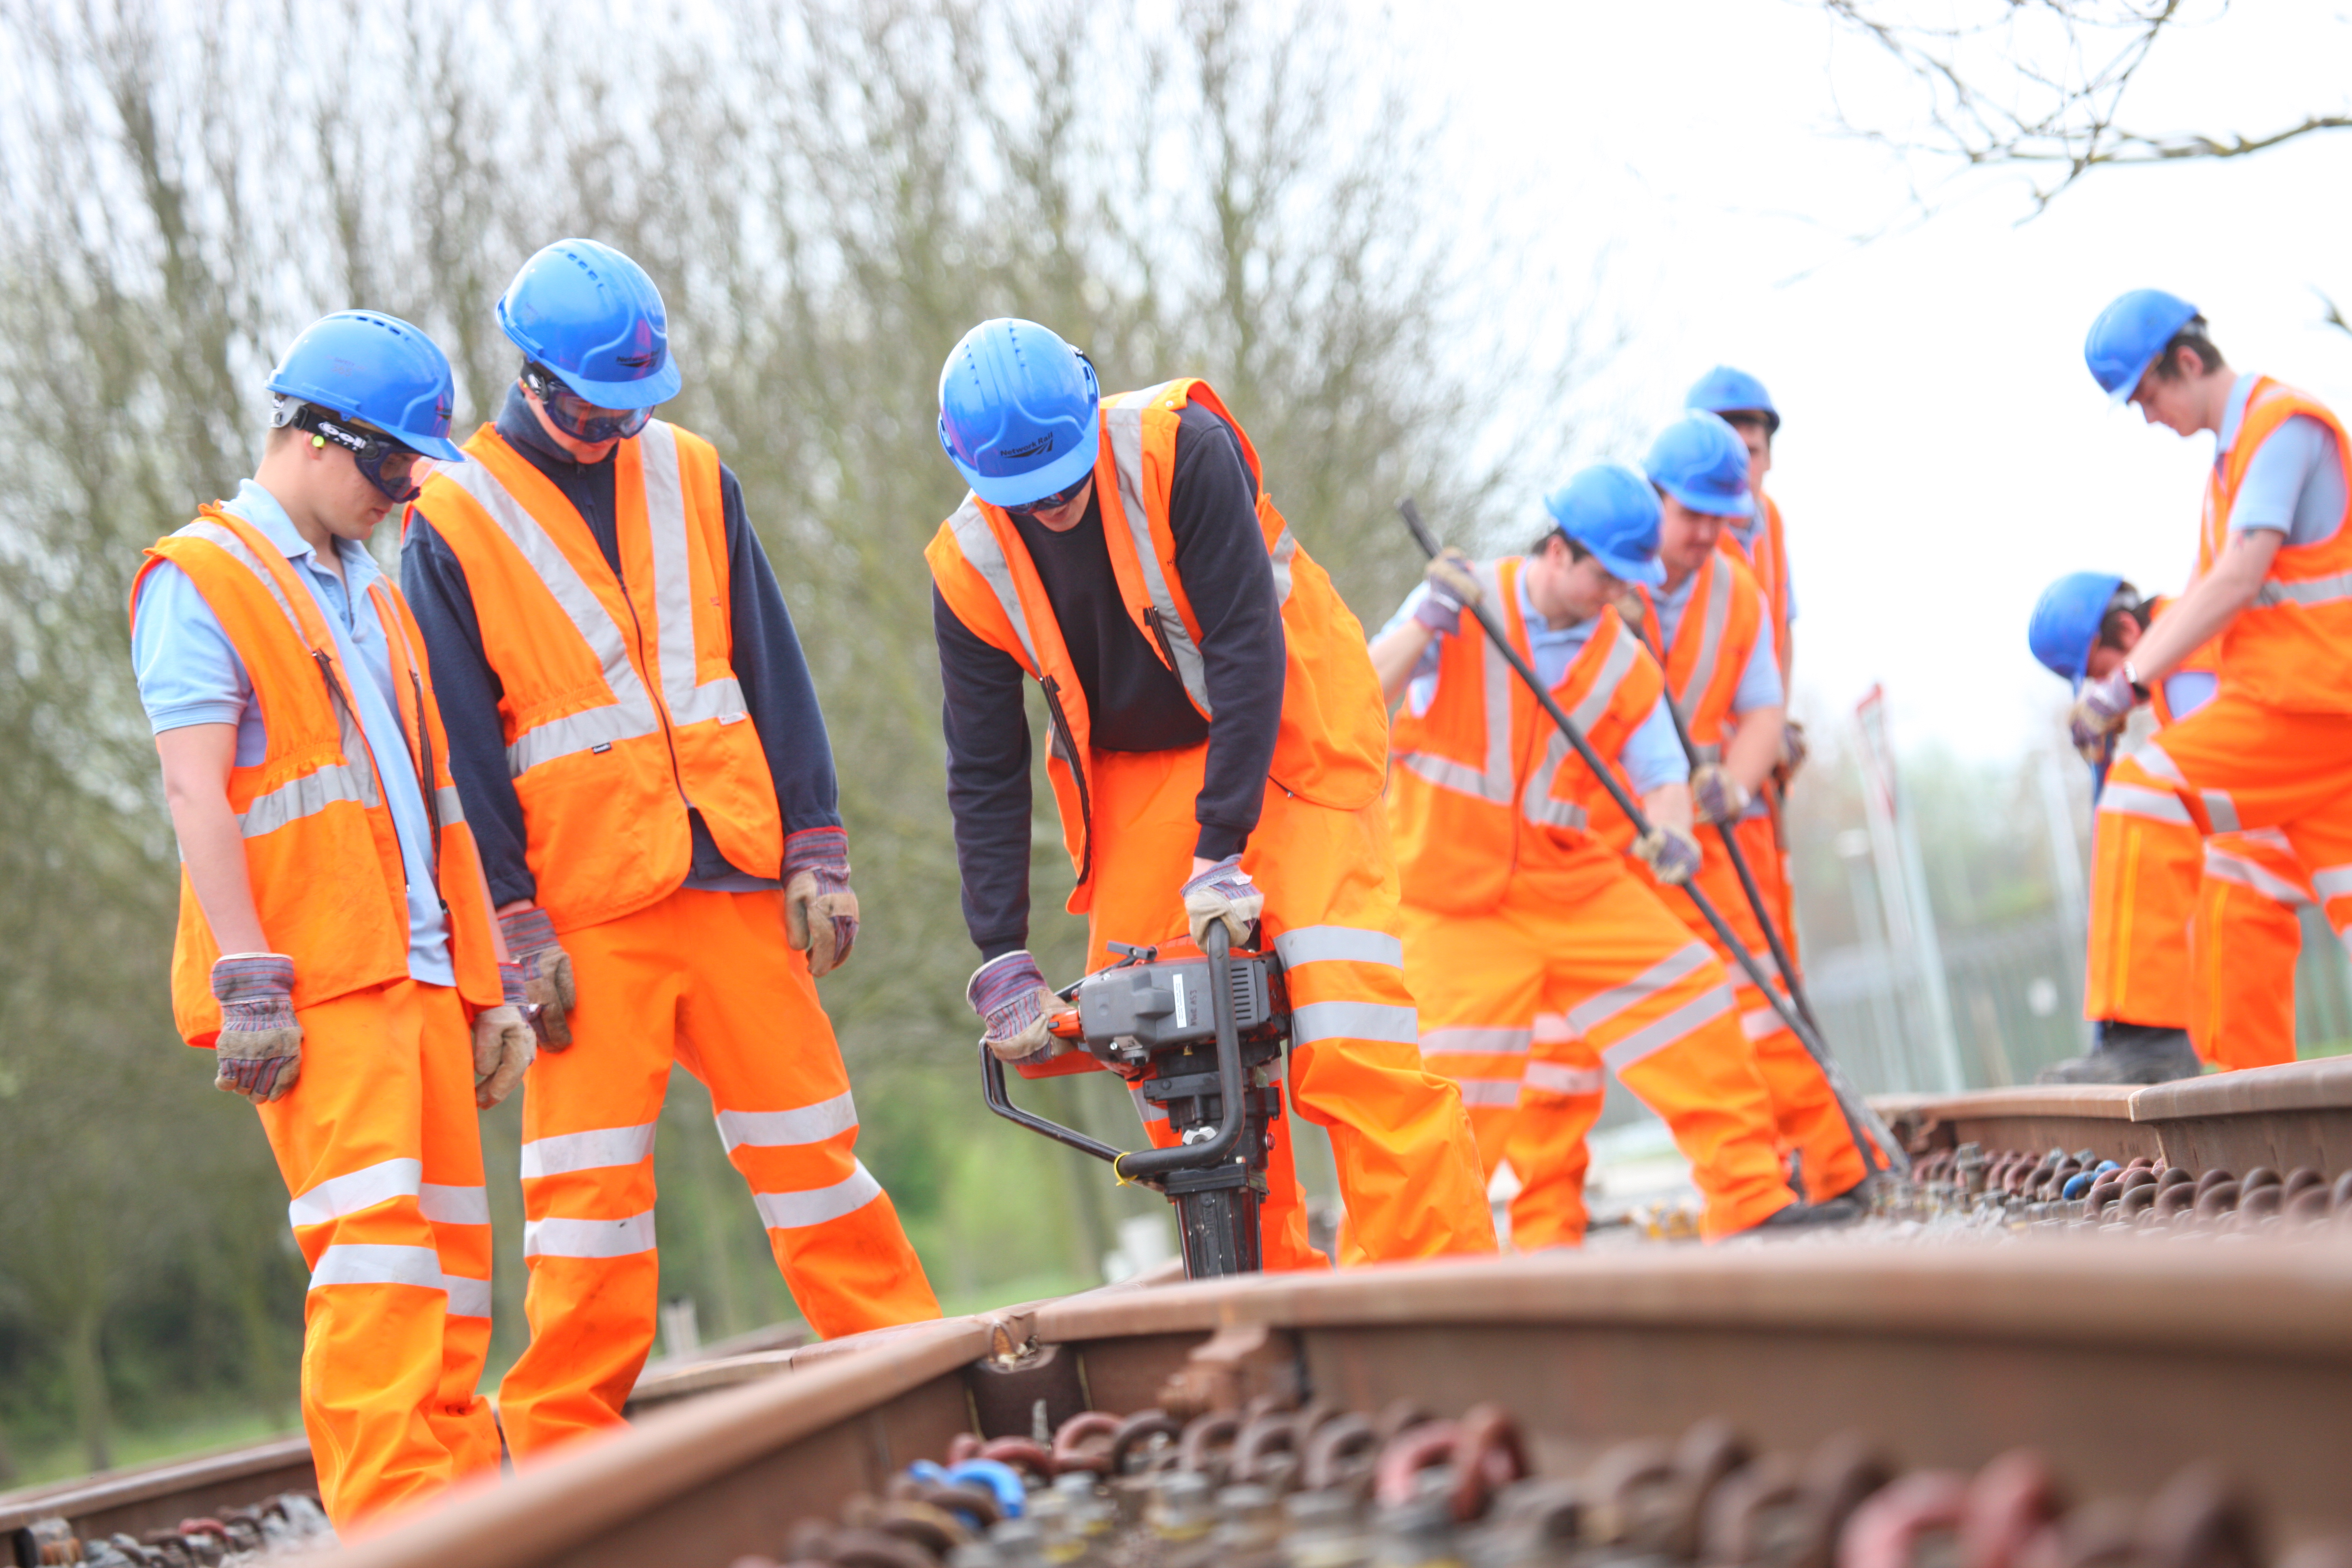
[1772,719,1808,787]
[1690,763,1751,825]
[784,826,860,978]
[1181,853,1264,948]
[471,963,538,1109]
[1633,825,1703,887]
[211,953,302,1103]
[498,904,576,1048]
[2067,670,2138,767]
[1413,548,1482,637]
[967,950,1068,1063]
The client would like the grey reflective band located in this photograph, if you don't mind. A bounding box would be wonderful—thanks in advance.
[947,494,1040,672]
[1398,559,1518,805]
[1601,982,1735,1074]
[174,519,383,825]
[2096,783,2191,825]
[1272,924,1405,970]
[2206,848,2313,907]
[239,765,375,837]
[1418,1025,1533,1056]
[639,423,750,728]
[437,451,666,776]
[1681,555,1733,704]
[2254,570,2352,607]
[1104,384,1214,717]
[1569,942,1712,1035]
[1270,524,1298,604]
[1521,624,1642,829]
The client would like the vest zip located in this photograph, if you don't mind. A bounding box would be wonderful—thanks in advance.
[1038,675,1094,886]
[410,669,447,905]
[608,572,695,812]
[313,647,409,898]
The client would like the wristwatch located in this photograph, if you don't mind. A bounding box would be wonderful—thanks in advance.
[2122,659,2150,699]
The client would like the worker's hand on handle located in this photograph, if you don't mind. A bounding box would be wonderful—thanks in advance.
[1689,763,1752,825]
[1773,719,1808,787]
[2067,670,2139,767]
[1634,825,1704,887]
[1181,853,1263,948]
[472,966,537,1109]
[967,950,1068,1062]
[783,826,860,978]
[498,904,576,1047]
[211,953,302,1103]
[1414,547,1483,637]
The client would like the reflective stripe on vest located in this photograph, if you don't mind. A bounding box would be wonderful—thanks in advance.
[1102,384,1302,718]
[2255,570,2352,608]
[1396,559,1516,805]
[174,519,381,832]
[1678,554,1735,708]
[946,494,1041,672]
[1520,624,1644,833]
[434,422,745,775]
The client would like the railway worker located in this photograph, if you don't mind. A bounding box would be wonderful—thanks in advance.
[926,318,1496,1269]
[1684,367,1805,956]
[1371,461,1853,1243]
[2029,572,2310,1080]
[2071,291,2352,1040]
[1619,413,1872,1203]
[130,312,531,1528]
[405,239,939,1457]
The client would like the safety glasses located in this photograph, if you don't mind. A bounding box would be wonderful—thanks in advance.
[282,402,432,504]
[1004,477,1092,517]
[522,363,653,444]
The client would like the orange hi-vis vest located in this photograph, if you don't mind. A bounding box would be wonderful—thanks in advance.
[1720,491,1790,683]
[2193,377,2352,712]
[1632,549,1766,759]
[415,421,782,933]
[1388,557,1665,915]
[925,378,1388,913]
[132,506,500,1046]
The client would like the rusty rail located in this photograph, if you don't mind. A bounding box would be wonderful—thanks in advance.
[0,1434,316,1553]
[1875,1055,2352,1171]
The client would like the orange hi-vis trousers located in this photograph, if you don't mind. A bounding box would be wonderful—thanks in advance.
[2192,830,2310,1070]
[2095,740,2318,1069]
[498,886,938,1459]
[2104,694,2352,1048]
[1085,745,1497,1271]
[1403,860,1798,1244]
[1639,822,1868,1202]
[1739,811,1801,979]
[255,978,498,1533]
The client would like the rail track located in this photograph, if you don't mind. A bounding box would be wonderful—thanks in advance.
[10,1057,2352,1568]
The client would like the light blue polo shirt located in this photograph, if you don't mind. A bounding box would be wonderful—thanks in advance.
[1382,573,1688,794]
[132,480,454,983]
[2219,371,2348,546]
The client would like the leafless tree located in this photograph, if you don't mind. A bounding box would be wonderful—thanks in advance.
[1823,1,2351,210]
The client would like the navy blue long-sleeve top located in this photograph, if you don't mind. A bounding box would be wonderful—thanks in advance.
[934,401,1286,960]
[403,384,841,908]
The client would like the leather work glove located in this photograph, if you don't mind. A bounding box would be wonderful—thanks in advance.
[211,953,302,1103]
[2068,670,2139,767]
[1690,763,1751,825]
[1773,719,1809,787]
[1633,825,1704,887]
[1413,547,1483,637]
[784,826,860,978]
[967,950,1068,1063]
[498,904,576,1048]
[1181,853,1265,948]
[472,963,538,1109]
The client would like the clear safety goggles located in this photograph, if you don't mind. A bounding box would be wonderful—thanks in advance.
[522,362,653,444]
[276,400,432,504]
[1004,476,1092,517]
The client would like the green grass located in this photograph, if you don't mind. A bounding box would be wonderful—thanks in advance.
[2298,1038,2352,1060]
[932,1269,1100,1320]
[7,1407,295,1491]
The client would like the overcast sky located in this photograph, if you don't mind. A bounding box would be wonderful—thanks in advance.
[1379,0,2352,762]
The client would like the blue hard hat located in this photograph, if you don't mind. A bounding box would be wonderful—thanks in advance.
[265,311,465,463]
[497,239,681,410]
[1542,462,1666,588]
[2028,572,2128,686]
[2084,289,2199,404]
[937,318,1102,508]
[1685,365,1779,434]
[1643,410,1755,519]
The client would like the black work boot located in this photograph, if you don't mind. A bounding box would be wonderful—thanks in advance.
[2034,1021,2202,1086]
[1753,1194,1866,1231]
